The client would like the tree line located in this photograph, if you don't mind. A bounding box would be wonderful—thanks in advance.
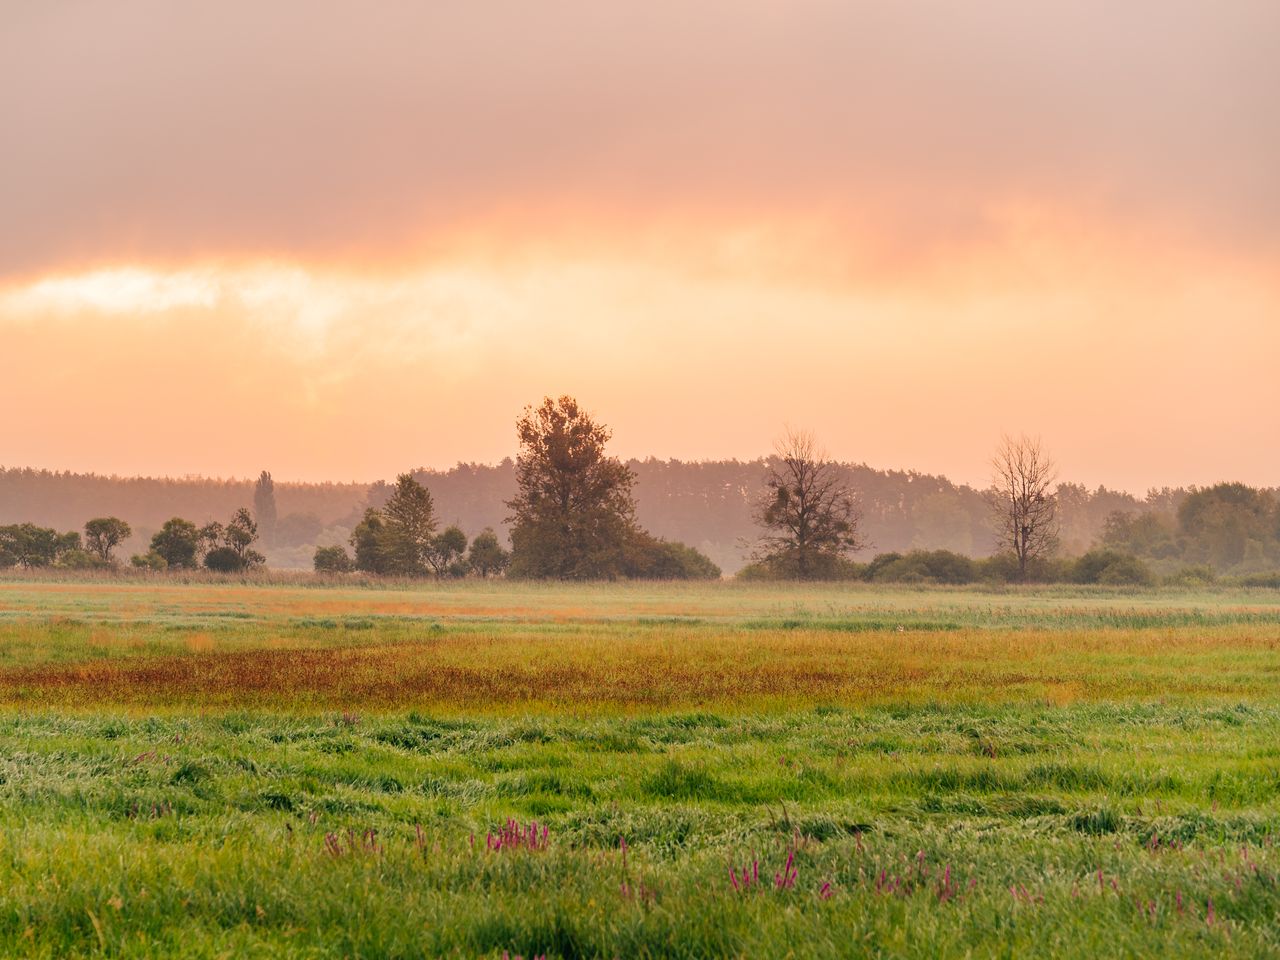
[0,508,264,573]
[2,460,1177,575]
[3,398,1278,583]
[740,432,1280,586]
[322,398,720,580]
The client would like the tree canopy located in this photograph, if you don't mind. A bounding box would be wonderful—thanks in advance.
[506,396,640,580]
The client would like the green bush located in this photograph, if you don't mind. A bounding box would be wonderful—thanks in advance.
[204,546,246,573]
[1071,550,1154,586]
[735,556,864,581]
[868,550,976,585]
[1230,571,1280,589]
[1164,565,1217,587]
[624,534,721,580]
[54,549,109,570]
[313,545,355,574]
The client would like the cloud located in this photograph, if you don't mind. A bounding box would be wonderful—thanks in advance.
[1,224,1276,491]
[2,0,1277,277]
[2,2,1277,490]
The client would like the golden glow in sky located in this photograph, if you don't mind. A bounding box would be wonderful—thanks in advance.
[2,1,1278,490]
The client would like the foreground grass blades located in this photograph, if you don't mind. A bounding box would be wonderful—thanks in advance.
[2,708,1279,958]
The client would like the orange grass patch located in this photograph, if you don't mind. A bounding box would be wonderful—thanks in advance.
[3,625,1278,713]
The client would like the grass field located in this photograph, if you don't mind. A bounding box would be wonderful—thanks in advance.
[1,578,1279,957]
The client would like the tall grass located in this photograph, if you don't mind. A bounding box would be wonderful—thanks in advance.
[0,580,1278,956]
[0,707,1278,957]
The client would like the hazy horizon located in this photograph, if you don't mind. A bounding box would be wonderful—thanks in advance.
[3,1,1277,493]
[3,449,1271,502]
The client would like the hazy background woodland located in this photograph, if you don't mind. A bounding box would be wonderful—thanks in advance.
[0,461,1261,575]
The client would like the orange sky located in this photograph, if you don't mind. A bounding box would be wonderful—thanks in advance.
[2,1,1278,492]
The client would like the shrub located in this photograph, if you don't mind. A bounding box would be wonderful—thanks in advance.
[1230,571,1280,589]
[204,546,246,573]
[735,556,862,581]
[1097,556,1155,586]
[624,534,721,580]
[1164,565,1217,587]
[1071,550,1154,586]
[313,545,354,574]
[55,549,109,570]
[975,553,1020,583]
[868,550,976,585]
[130,552,168,571]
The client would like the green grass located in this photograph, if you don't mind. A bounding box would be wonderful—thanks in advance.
[0,579,1278,957]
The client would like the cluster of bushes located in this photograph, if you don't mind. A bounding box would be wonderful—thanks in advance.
[738,548,1159,586]
[1102,483,1280,573]
[621,532,722,581]
[739,546,1280,588]
[130,509,265,573]
[313,472,720,581]
[0,517,133,570]
[315,523,512,579]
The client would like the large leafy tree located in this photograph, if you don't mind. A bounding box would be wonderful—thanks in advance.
[84,517,132,564]
[751,428,864,579]
[506,396,638,580]
[380,474,437,575]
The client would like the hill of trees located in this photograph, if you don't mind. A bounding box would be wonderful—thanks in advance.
[1,460,1232,575]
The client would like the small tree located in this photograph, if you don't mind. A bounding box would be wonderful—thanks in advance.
[130,551,168,571]
[467,529,510,578]
[224,508,266,568]
[84,517,132,564]
[425,526,468,578]
[381,474,437,575]
[201,509,266,572]
[751,428,864,579]
[987,434,1059,580]
[350,508,391,574]
[506,396,638,579]
[150,518,201,569]
[254,471,278,548]
[313,545,354,573]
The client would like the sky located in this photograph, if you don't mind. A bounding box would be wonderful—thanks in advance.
[2,0,1278,492]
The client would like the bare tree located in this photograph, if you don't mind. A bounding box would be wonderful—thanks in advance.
[752,428,864,578]
[988,434,1059,580]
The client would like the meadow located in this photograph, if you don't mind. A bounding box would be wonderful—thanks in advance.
[1,578,1279,958]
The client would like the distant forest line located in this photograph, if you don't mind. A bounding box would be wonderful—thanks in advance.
[0,461,1262,575]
